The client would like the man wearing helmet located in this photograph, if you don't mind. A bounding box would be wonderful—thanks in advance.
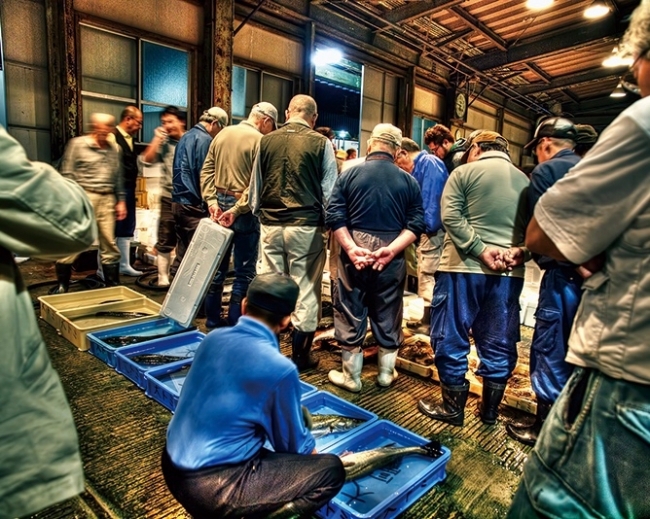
[507,117,582,446]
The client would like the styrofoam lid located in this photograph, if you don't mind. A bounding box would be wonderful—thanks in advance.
[160,218,234,328]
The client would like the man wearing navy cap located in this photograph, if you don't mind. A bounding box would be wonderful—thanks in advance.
[507,117,582,446]
[162,272,344,519]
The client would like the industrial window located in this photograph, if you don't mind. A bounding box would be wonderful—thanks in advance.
[79,24,190,142]
[232,65,292,125]
[412,115,437,150]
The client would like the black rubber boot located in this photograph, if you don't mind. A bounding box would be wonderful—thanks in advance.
[102,263,120,287]
[418,381,470,426]
[479,379,507,425]
[506,400,552,446]
[49,263,72,294]
[227,295,243,326]
[406,305,431,335]
[266,502,300,519]
[291,331,319,372]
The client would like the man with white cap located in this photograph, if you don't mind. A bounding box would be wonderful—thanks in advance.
[168,106,228,281]
[249,94,338,372]
[326,123,425,392]
[200,102,278,328]
[417,131,530,427]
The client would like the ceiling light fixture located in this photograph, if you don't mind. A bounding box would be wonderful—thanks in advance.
[526,0,553,10]
[584,0,610,19]
[610,82,626,98]
[312,48,343,66]
[602,48,633,68]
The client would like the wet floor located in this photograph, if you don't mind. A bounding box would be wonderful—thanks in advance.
[22,258,533,519]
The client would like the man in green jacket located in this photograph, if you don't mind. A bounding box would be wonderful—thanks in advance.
[0,127,97,517]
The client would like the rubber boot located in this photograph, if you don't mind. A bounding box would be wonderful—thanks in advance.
[418,380,469,426]
[291,331,319,371]
[406,305,431,335]
[479,380,507,425]
[328,347,363,393]
[377,347,399,387]
[102,263,120,287]
[49,263,72,294]
[157,252,171,287]
[117,237,142,276]
[506,400,552,446]
[227,295,243,326]
[266,502,300,519]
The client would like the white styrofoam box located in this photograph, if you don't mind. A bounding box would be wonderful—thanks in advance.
[524,261,542,290]
[322,271,331,298]
[405,296,425,321]
[519,289,539,328]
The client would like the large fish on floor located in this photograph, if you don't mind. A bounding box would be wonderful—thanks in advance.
[310,414,367,439]
[341,440,443,481]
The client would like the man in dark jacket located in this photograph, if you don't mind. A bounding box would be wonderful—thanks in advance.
[249,94,337,371]
[326,124,425,392]
[507,117,582,446]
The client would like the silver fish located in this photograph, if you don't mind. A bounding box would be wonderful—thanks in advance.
[340,440,443,481]
[311,414,366,439]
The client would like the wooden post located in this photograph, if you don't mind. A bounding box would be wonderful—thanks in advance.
[303,21,315,96]
[398,66,415,138]
[45,0,78,159]
[212,0,233,117]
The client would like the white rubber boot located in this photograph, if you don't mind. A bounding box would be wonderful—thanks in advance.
[377,347,399,387]
[328,347,363,393]
[118,237,142,276]
[157,252,171,287]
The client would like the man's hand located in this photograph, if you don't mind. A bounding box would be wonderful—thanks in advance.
[345,245,374,270]
[218,211,236,228]
[478,246,506,272]
[153,126,168,143]
[115,201,127,221]
[503,247,526,271]
[576,253,606,279]
[208,204,222,222]
[371,247,395,271]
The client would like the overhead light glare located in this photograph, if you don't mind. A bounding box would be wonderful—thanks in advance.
[602,49,633,68]
[313,48,343,66]
[610,82,626,98]
[584,1,610,19]
[526,0,553,10]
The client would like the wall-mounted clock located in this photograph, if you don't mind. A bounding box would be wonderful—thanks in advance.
[454,91,467,120]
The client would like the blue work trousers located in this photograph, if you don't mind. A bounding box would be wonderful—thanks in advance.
[205,194,260,329]
[530,267,583,404]
[508,368,650,519]
[430,272,523,386]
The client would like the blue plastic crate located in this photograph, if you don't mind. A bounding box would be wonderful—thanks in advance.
[145,360,193,412]
[316,420,451,519]
[88,317,188,367]
[114,330,205,388]
[300,380,317,399]
[301,391,377,452]
[145,366,319,414]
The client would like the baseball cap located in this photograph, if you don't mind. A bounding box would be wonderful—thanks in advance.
[336,149,347,160]
[460,130,509,164]
[205,106,229,127]
[524,117,577,150]
[575,124,598,144]
[246,272,299,316]
[369,123,403,147]
[252,102,278,129]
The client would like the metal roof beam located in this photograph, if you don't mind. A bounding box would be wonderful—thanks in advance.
[384,0,464,24]
[518,67,624,94]
[450,6,507,51]
[465,16,622,71]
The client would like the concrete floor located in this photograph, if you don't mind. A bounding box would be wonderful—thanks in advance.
[22,258,534,519]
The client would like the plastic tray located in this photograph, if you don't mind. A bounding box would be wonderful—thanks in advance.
[301,391,377,451]
[114,331,205,388]
[39,286,144,331]
[145,366,318,413]
[145,360,193,412]
[316,420,451,519]
[57,298,162,351]
[88,317,190,367]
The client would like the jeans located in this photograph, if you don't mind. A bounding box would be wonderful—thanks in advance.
[162,447,345,519]
[508,368,650,519]
[530,267,582,404]
[430,272,523,386]
[205,194,259,329]
[155,196,176,254]
[115,186,136,238]
[172,202,209,271]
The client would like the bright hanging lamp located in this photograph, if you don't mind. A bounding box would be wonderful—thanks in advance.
[526,0,553,10]
[584,0,610,19]
[610,82,626,98]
